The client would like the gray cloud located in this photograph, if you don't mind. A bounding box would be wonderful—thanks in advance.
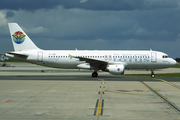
[5,11,15,18]
[0,0,178,11]
[4,6,180,42]
[1,1,180,58]
[80,0,88,3]
[0,0,56,11]
[63,0,178,11]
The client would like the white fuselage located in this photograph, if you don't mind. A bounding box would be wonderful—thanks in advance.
[16,49,176,70]
[6,23,178,77]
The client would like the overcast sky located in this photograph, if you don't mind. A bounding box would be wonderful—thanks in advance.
[0,0,180,58]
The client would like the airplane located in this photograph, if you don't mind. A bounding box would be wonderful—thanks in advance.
[5,23,177,78]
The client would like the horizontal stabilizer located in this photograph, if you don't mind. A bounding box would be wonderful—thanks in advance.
[5,52,28,59]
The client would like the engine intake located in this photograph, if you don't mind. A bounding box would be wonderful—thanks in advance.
[107,64,125,75]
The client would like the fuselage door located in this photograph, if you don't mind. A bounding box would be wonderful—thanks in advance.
[109,55,112,60]
[105,55,108,60]
[37,52,43,62]
[151,52,157,62]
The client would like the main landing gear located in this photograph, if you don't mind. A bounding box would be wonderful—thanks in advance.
[151,69,155,78]
[92,72,98,77]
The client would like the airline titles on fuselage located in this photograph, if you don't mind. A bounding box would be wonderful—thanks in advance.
[48,53,150,63]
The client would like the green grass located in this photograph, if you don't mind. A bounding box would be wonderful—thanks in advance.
[172,62,180,68]
[123,73,180,77]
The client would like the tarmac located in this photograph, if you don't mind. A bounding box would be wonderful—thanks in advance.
[0,62,180,120]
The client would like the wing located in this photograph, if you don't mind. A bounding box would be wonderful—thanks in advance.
[73,55,108,70]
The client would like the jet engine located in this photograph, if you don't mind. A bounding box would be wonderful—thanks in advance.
[107,64,125,75]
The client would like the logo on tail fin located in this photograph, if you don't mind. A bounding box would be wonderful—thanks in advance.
[12,31,26,44]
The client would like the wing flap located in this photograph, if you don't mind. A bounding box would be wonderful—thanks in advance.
[71,55,108,70]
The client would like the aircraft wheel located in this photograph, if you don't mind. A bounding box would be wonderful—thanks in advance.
[92,72,98,77]
[151,74,155,78]
[151,69,155,78]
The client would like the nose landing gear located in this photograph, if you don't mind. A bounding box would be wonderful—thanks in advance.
[151,69,155,78]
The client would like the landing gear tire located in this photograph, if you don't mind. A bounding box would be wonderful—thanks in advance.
[92,72,98,77]
[151,69,155,78]
[151,74,155,78]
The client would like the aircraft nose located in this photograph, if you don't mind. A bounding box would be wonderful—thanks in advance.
[170,59,177,65]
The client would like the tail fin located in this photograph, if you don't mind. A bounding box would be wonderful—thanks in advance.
[8,23,40,51]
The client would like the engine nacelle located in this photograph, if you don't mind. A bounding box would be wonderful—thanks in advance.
[107,64,125,75]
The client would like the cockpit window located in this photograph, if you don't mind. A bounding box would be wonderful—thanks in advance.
[162,55,168,58]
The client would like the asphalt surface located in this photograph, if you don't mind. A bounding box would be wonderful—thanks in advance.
[0,63,180,120]
[0,75,180,82]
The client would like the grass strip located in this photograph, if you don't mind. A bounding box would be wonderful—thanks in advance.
[123,73,180,77]
[172,62,180,68]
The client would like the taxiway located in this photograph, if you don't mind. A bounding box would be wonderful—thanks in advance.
[0,63,180,120]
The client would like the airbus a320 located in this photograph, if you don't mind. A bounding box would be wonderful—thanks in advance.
[5,23,177,78]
